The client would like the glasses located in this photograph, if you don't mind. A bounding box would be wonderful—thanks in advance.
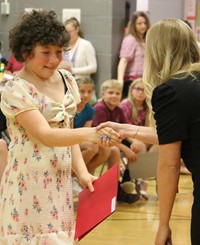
[133,87,145,93]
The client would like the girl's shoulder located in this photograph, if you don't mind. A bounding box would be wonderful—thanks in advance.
[123,34,137,42]
[120,98,132,107]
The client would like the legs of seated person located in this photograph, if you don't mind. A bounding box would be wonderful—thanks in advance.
[79,141,99,165]
[86,145,140,204]
[147,144,159,153]
[124,141,152,200]
[107,146,121,168]
[86,146,112,173]
[0,139,8,182]
[131,140,147,153]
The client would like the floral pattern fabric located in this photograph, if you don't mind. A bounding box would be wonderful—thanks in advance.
[0,69,80,245]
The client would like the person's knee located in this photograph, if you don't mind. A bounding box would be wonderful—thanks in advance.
[0,139,7,152]
[80,142,99,154]
[110,146,121,158]
[94,143,99,154]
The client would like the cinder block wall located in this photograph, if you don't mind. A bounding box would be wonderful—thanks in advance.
[0,0,185,97]
[0,0,127,96]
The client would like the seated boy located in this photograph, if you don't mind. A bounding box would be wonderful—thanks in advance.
[92,79,140,203]
[74,78,139,203]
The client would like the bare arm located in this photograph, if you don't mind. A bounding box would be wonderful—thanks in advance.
[97,121,158,145]
[117,57,128,85]
[155,141,181,245]
[16,110,120,147]
[72,42,97,76]
[124,124,158,145]
[118,143,137,162]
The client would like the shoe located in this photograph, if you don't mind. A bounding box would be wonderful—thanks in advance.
[72,177,83,197]
[117,183,140,204]
[121,181,135,194]
[135,178,148,200]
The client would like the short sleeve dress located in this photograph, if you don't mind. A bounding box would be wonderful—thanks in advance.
[0,69,80,244]
[152,74,200,244]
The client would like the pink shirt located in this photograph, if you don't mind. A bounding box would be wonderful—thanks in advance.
[119,34,145,80]
[120,99,147,126]
[92,99,128,127]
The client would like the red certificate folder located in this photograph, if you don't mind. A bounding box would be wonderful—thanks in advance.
[74,163,119,241]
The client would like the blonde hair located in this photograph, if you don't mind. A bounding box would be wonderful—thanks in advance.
[100,79,122,96]
[127,78,148,125]
[143,18,200,126]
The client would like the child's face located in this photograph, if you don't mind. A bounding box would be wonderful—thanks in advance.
[102,88,122,109]
[78,83,93,105]
[131,82,146,102]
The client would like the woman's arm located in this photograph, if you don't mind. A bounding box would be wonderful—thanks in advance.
[97,121,158,145]
[155,141,181,245]
[117,57,128,85]
[72,42,97,76]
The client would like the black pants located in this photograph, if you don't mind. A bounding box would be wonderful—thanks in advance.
[122,80,132,99]
[191,177,200,245]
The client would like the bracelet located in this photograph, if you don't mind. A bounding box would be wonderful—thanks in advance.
[134,126,140,139]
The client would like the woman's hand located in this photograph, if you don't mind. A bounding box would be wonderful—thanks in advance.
[155,225,172,245]
[97,121,139,140]
[97,121,124,132]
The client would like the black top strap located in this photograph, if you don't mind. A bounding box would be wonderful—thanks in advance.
[58,70,68,94]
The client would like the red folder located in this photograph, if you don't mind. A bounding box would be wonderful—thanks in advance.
[74,163,119,241]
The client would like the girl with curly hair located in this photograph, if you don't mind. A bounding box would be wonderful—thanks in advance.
[0,10,119,244]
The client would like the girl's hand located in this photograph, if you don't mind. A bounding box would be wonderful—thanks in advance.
[123,147,137,162]
[93,127,121,147]
[79,173,98,192]
[130,140,147,153]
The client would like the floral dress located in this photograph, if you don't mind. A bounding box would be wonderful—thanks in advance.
[0,69,80,245]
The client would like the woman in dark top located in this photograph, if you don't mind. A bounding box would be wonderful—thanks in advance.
[98,19,200,245]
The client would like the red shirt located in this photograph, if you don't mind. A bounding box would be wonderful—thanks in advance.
[92,99,128,127]
[5,55,24,73]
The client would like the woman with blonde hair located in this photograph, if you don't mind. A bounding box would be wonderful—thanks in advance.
[98,18,200,245]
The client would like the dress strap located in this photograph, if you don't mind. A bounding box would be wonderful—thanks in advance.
[58,70,68,94]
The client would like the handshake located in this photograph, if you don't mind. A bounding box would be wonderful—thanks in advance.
[94,121,140,147]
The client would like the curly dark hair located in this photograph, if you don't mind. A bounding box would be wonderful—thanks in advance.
[9,10,70,62]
